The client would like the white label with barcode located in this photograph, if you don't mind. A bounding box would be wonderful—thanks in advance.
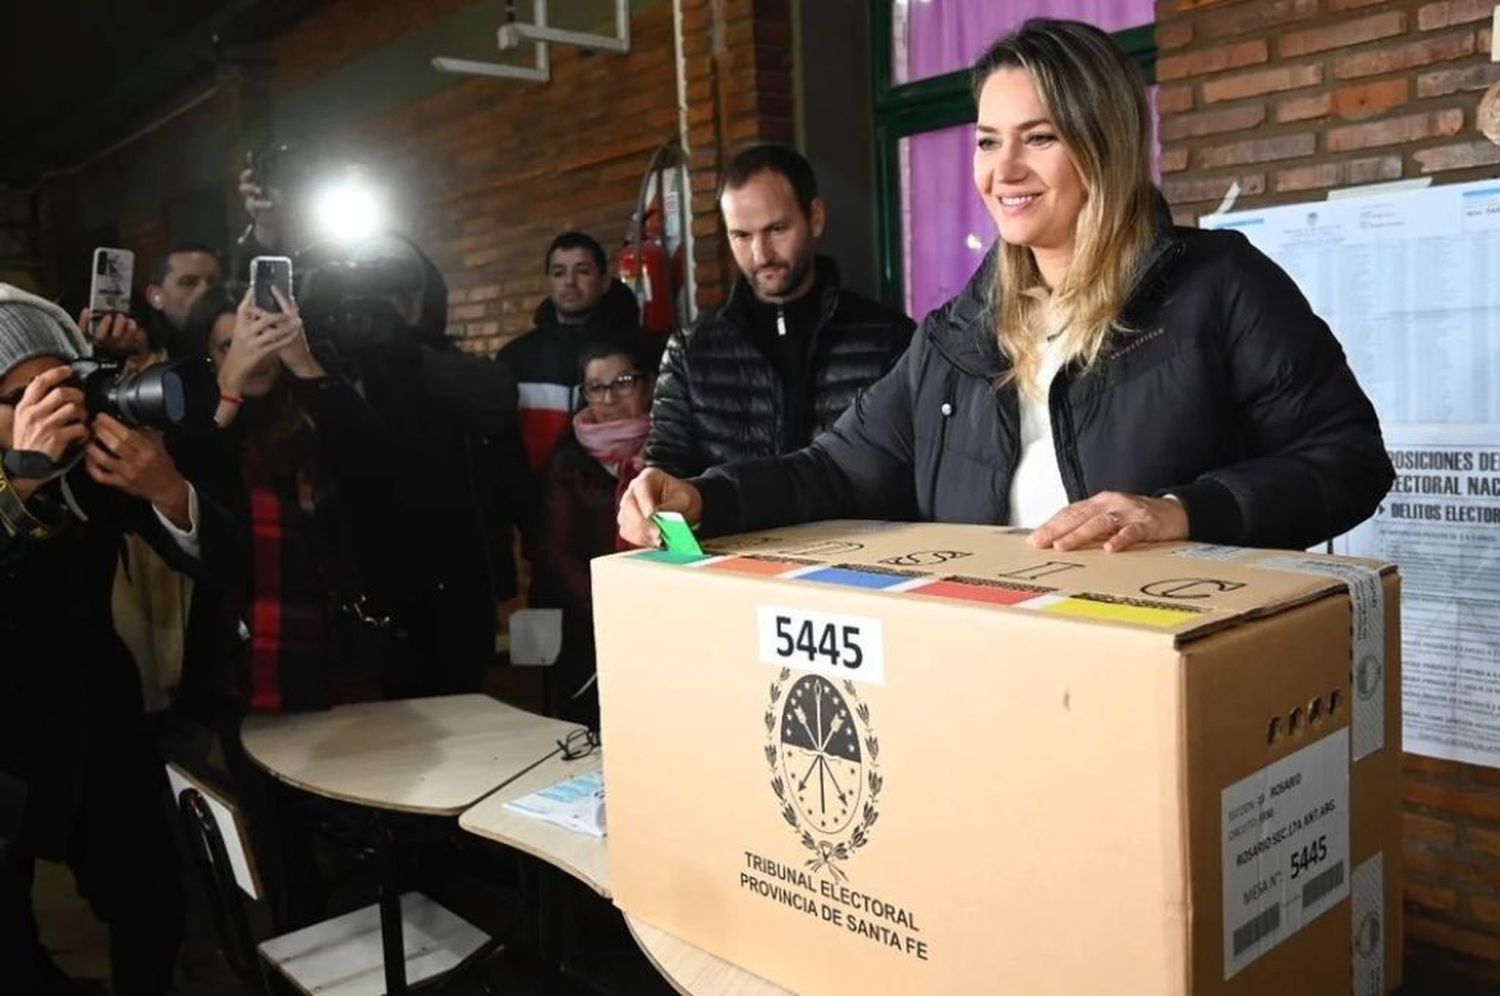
[757,606,885,686]
[1254,556,1385,761]
[1222,727,1350,979]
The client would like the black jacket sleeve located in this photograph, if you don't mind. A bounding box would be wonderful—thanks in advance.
[419,346,518,437]
[126,485,238,581]
[693,339,923,537]
[1173,237,1394,548]
[296,374,381,479]
[645,329,706,479]
[49,466,235,582]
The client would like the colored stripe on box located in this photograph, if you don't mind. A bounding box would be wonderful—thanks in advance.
[797,566,916,590]
[909,579,1043,606]
[1035,596,1200,628]
[704,557,803,577]
[632,549,713,566]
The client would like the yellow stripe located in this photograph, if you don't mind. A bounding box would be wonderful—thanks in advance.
[1040,597,1199,628]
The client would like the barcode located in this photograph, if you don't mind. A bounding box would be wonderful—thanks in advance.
[1232,906,1282,957]
[1302,861,1345,908]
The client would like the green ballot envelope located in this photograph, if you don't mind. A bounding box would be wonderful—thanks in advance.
[652,511,703,555]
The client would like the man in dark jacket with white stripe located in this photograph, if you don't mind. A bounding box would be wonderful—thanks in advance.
[498,232,642,482]
[494,232,641,541]
[646,145,915,479]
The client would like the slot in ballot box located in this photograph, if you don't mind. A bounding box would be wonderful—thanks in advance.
[593,522,1401,995]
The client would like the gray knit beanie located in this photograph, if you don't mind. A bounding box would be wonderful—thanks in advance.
[0,283,89,379]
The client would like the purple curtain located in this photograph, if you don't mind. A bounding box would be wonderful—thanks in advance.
[896,1,1156,322]
[894,0,1155,84]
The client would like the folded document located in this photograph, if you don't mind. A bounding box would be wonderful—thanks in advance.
[503,770,606,837]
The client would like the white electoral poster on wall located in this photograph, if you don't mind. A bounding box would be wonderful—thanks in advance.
[1203,179,1500,765]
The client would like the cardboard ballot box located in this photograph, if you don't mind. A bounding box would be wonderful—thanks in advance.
[593,522,1401,995]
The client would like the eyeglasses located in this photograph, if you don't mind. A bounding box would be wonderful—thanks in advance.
[581,372,644,403]
[557,728,599,761]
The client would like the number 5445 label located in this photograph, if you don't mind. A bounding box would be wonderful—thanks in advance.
[757,606,885,686]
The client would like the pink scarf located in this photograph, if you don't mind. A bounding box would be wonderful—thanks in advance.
[573,410,650,481]
[573,411,650,551]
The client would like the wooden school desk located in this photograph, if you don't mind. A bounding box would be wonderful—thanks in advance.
[242,694,581,994]
[459,750,791,995]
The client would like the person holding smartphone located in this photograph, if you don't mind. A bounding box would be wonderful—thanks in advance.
[169,282,411,929]
[619,19,1393,554]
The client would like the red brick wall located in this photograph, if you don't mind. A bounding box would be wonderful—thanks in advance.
[1155,0,1499,225]
[681,0,796,310]
[35,88,233,308]
[267,0,477,91]
[1156,0,1500,980]
[344,7,683,354]
[36,0,802,349]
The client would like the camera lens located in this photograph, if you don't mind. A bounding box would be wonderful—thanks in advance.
[92,358,218,432]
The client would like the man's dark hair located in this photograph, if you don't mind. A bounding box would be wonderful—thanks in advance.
[545,232,607,276]
[149,240,222,286]
[577,327,662,380]
[720,144,820,217]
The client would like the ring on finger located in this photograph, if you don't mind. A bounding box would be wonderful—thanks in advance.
[1102,510,1122,529]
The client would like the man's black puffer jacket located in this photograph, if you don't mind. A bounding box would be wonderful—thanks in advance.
[647,257,915,478]
[694,210,1395,551]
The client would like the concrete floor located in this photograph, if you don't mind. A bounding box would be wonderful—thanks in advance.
[36,850,672,995]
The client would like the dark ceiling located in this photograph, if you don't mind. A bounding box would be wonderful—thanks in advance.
[1,0,320,185]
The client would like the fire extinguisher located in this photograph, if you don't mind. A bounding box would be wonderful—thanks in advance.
[620,208,677,335]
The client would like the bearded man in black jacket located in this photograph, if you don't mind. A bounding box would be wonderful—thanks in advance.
[646,145,915,478]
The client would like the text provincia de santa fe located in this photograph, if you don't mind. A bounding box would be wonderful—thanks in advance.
[738,851,929,961]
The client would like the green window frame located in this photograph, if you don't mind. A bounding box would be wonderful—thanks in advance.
[870,7,1157,308]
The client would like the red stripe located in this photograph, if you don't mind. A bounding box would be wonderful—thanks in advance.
[249,486,283,711]
[519,408,572,475]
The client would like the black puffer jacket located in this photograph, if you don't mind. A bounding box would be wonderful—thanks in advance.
[695,216,1394,550]
[647,258,915,478]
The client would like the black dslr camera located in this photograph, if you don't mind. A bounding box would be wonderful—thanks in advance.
[70,356,219,433]
[0,357,217,482]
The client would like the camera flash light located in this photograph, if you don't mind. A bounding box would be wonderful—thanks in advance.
[313,173,384,243]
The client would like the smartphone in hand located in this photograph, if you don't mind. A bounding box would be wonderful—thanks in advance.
[251,255,293,313]
[88,247,134,333]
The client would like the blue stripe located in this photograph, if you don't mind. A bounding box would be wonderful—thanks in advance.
[797,567,910,590]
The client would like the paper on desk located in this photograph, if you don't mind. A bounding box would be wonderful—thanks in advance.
[503,770,606,837]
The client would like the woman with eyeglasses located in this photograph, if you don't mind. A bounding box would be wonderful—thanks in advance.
[619,18,1392,554]
[531,328,660,725]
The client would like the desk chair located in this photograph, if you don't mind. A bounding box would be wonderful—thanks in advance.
[170,763,270,991]
[171,763,495,995]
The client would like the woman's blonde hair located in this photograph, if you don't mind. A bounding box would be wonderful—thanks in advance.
[971,19,1158,395]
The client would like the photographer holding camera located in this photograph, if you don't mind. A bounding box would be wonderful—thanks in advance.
[0,284,228,994]
[162,281,405,929]
[298,234,518,694]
